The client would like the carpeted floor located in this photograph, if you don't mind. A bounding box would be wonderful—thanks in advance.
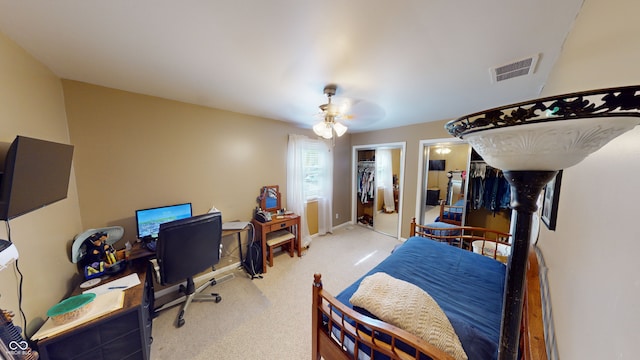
[150,225,401,359]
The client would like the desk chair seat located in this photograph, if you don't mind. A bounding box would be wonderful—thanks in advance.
[153,212,223,328]
[265,229,295,267]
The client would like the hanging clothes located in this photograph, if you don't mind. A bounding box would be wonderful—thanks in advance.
[357,162,375,204]
[469,161,511,212]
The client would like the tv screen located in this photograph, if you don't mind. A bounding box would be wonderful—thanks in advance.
[135,203,193,240]
[0,136,74,220]
[428,159,446,171]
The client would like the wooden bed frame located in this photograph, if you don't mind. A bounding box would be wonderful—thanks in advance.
[409,219,511,262]
[438,200,464,226]
[312,220,548,360]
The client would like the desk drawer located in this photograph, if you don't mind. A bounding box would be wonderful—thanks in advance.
[269,219,296,232]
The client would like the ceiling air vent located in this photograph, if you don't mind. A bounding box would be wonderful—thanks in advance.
[491,54,538,83]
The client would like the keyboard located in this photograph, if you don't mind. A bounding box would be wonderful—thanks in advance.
[146,241,157,251]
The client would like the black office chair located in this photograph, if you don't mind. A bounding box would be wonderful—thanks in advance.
[153,212,223,327]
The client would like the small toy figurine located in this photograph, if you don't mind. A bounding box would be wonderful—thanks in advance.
[82,231,117,272]
[83,232,108,264]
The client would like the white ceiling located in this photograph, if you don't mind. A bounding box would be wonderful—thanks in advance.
[0,0,585,133]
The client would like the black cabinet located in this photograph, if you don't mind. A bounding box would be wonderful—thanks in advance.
[36,263,153,360]
[426,188,440,206]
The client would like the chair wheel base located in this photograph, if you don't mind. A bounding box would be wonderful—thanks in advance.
[176,310,186,327]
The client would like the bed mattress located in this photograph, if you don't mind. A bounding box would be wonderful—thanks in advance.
[335,236,506,360]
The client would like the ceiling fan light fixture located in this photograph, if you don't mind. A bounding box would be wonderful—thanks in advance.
[434,146,451,155]
[333,121,348,137]
[313,84,349,140]
[313,121,333,139]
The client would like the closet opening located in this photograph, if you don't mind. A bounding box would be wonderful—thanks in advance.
[352,143,405,239]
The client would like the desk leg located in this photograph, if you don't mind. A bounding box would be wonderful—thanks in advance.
[236,232,243,264]
[261,228,268,274]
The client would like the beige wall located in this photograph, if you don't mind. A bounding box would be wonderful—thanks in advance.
[536,0,640,358]
[62,80,352,264]
[0,33,83,336]
[332,134,352,226]
[0,36,353,335]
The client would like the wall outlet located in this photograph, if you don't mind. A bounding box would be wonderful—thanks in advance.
[335,213,339,219]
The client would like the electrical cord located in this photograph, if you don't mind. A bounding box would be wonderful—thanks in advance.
[4,221,27,338]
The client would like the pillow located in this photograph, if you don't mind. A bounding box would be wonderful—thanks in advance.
[349,272,468,360]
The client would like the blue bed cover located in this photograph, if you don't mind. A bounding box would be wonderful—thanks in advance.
[335,236,506,360]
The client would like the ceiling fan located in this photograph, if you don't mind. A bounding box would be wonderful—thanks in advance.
[313,84,350,139]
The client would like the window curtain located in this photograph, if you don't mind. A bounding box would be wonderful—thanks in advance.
[376,149,395,213]
[315,140,333,236]
[287,134,333,248]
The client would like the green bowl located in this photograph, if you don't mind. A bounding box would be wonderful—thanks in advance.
[47,293,96,325]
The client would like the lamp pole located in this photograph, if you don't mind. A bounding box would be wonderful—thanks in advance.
[498,171,557,360]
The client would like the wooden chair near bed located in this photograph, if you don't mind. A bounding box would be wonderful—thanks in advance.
[312,219,548,360]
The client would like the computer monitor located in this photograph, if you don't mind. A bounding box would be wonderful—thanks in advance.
[135,203,193,240]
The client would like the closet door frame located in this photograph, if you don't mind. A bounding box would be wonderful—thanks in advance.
[352,142,406,239]
[415,138,470,226]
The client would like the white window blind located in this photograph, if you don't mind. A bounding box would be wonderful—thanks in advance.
[302,141,325,200]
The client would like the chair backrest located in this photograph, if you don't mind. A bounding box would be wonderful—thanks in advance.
[156,212,222,285]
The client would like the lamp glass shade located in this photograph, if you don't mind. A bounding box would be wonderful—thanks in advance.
[313,122,333,139]
[446,85,640,171]
[333,122,348,137]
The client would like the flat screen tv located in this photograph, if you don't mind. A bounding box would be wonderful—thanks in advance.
[0,136,74,220]
[135,203,193,240]
[428,159,446,171]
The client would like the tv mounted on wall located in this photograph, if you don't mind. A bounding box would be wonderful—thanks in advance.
[0,136,74,220]
[428,159,446,171]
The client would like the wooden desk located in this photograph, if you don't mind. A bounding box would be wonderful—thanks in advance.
[34,260,154,360]
[128,241,155,261]
[128,226,249,263]
[251,214,301,274]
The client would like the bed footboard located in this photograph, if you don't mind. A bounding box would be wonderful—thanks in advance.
[312,274,455,360]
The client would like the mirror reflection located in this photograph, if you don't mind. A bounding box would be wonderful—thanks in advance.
[446,171,464,205]
[420,142,470,225]
[354,144,405,239]
[259,185,281,213]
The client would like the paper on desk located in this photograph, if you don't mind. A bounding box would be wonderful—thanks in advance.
[82,273,141,296]
[31,290,125,341]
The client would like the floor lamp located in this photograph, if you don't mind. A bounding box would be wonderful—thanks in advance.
[445,85,640,360]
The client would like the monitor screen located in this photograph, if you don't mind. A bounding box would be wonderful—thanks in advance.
[135,203,193,240]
